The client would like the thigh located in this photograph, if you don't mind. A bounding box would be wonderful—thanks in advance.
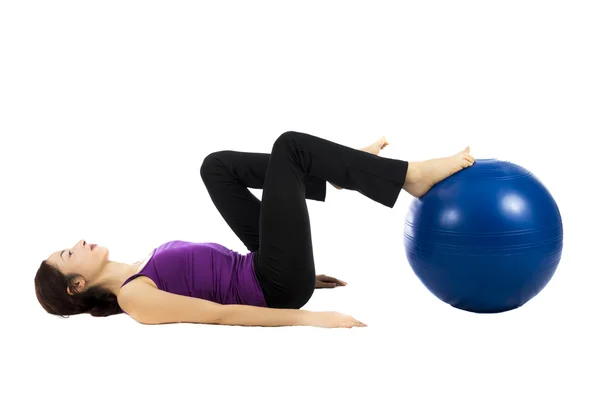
[255,137,317,309]
[201,150,328,254]
[201,151,269,252]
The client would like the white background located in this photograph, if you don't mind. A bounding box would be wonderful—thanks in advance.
[1,1,598,399]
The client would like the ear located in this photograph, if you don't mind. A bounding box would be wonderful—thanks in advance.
[67,276,86,295]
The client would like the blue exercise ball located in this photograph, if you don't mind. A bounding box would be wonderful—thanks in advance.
[403,159,563,313]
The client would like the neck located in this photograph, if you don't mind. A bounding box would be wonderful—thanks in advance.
[89,261,142,295]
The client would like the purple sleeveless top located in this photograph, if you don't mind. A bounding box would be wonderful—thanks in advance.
[121,240,267,307]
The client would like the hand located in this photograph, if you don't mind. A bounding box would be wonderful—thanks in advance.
[316,274,347,289]
[307,311,367,329]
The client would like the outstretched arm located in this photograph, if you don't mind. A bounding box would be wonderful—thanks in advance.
[118,280,364,328]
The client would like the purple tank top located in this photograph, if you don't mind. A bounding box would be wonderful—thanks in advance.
[121,240,267,307]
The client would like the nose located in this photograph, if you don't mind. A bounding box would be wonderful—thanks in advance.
[75,239,87,249]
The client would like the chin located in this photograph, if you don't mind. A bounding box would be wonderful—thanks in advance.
[96,246,110,262]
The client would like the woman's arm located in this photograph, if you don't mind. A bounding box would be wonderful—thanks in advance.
[218,304,310,327]
[118,280,365,328]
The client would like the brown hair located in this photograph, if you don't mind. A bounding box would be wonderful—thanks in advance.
[34,260,123,317]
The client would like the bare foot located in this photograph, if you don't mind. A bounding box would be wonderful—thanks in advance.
[331,136,389,190]
[403,146,476,198]
[361,136,389,156]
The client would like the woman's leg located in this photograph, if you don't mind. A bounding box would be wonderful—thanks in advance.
[200,150,328,252]
[255,131,409,309]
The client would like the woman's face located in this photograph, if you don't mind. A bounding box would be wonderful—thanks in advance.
[46,239,109,289]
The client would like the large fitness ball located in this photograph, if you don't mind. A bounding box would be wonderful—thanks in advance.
[403,159,563,313]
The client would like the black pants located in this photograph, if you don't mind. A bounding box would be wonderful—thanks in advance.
[200,131,408,309]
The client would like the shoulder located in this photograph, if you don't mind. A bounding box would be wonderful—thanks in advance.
[117,276,158,318]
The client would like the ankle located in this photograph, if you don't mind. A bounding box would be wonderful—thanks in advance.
[405,162,422,184]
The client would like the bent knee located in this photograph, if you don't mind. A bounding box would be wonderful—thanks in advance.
[273,131,303,151]
[278,130,301,142]
[200,151,231,179]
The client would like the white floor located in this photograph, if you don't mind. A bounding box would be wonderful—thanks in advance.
[3,1,598,399]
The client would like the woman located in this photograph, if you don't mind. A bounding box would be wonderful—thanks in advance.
[34,131,475,328]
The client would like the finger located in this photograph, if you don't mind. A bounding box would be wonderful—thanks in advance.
[316,281,337,288]
[330,276,347,285]
[319,275,338,283]
[321,276,347,285]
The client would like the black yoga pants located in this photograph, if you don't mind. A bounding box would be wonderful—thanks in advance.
[200,131,408,309]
